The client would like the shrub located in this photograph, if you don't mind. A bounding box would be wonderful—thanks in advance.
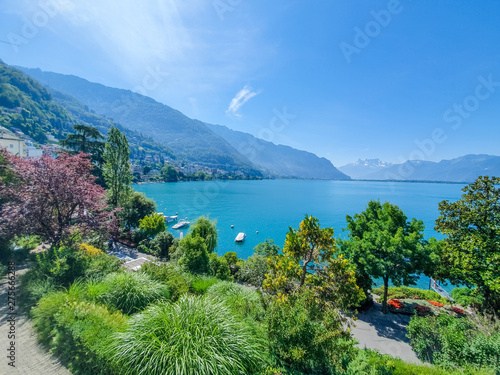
[189,275,220,295]
[34,245,90,286]
[237,254,269,287]
[84,253,123,280]
[208,253,232,280]
[223,251,241,275]
[138,213,166,239]
[79,243,104,257]
[178,234,209,274]
[141,263,190,301]
[119,191,156,229]
[266,291,356,374]
[96,272,170,315]
[346,348,491,375]
[206,281,266,322]
[451,287,483,308]
[372,286,448,304]
[108,295,265,375]
[32,289,127,375]
[149,231,175,260]
[20,276,59,311]
[407,313,500,370]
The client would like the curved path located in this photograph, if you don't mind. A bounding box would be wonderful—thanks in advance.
[0,266,71,375]
[351,301,421,363]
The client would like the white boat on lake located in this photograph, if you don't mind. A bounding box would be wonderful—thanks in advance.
[235,232,246,242]
[172,218,190,229]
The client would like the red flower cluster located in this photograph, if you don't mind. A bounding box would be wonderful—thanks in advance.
[452,307,465,315]
[415,305,431,316]
[388,299,404,309]
[427,300,444,307]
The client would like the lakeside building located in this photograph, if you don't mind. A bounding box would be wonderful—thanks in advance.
[0,126,26,157]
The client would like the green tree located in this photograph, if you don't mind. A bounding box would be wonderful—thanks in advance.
[208,253,232,280]
[60,124,104,155]
[103,126,132,207]
[178,234,209,274]
[60,124,105,186]
[253,239,280,256]
[189,216,218,253]
[264,215,364,309]
[138,213,166,239]
[149,231,175,260]
[120,192,156,229]
[434,176,500,314]
[343,200,430,313]
[161,164,178,182]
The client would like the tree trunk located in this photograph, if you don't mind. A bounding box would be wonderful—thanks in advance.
[382,276,389,314]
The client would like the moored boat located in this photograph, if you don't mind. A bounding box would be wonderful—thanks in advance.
[235,232,246,242]
[172,218,190,229]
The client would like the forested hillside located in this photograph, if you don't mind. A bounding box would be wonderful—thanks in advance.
[0,60,176,160]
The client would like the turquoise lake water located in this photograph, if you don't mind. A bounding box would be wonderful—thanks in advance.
[134,179,465,291]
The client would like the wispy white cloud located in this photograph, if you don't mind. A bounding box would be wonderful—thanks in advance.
[226,85,260,117]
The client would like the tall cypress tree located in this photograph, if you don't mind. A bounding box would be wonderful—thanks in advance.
[103,126,132,207]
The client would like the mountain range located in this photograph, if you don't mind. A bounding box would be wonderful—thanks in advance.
[3,62,498,183]
[340,155,500,182]
[17,66,349,179]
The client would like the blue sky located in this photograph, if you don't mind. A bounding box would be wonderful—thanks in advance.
[1,0,499,166]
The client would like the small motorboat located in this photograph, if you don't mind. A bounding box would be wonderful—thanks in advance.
[235,232,246,243]
[172,218,190,229]
[164,215,178,223]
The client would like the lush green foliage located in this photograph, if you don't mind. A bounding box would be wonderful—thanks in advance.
[371,286,448,304]
[0,62,74,142]
[343,200,431,312]
[208,252,232,280]
[345,349,494,375]
[264,215,364,310]
[141,263,190,301]
[189,275,221,295]
[161,164,178,182]
[435,176,500,313]
[119,191,156,229]
[407,313,500,370]
[149,230,175,259]
[92,272,170,315]
[103,126,132,207]
[138,212,166,239]
[108,295,266,375]
[189,216,218,253]
[451,287,484,308]
[177,234,210,274]
[31,288,127,375]
[266,290,356,374]
[206,281,266,323]
[254,239,281,256]
[237,254,269,287]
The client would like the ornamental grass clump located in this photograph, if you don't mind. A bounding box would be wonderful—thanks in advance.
[108,295,265,375]
[206,281,266,322]
[96,272,170,315]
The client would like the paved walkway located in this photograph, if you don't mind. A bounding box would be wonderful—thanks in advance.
[0,266,72,375]
[351,301,421,363]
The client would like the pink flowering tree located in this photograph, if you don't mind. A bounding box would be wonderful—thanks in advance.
[0,150,112,245]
